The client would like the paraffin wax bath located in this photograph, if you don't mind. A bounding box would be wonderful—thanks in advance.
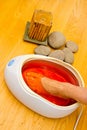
[22,66,76,106]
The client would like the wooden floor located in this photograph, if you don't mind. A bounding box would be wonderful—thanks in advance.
[0,0,87,130]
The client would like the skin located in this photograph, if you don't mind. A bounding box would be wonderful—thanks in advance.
[41,77,87,105]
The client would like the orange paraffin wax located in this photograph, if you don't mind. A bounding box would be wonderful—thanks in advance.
[22,67,76,106]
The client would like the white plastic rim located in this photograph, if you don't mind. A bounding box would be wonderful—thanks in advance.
[19,55,84,109]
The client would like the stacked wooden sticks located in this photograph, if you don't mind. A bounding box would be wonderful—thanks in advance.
[28,10,52,41]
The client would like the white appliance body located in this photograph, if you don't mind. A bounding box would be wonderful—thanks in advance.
[4,55,84,118]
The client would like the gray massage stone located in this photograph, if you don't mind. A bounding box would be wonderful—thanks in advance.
[63,47,74,64]
[66,41,79,53]
[49,50,65,61]
[34,45,51,56]
[48,31,66,49]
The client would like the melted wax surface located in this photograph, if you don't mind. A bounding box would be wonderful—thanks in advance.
[22,66,76,106]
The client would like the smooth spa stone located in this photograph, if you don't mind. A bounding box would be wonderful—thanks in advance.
[62,47,74,64]
[49,50,65,61]
[34,45,51,56]
[66,41,79,53]
[48,31,66,49]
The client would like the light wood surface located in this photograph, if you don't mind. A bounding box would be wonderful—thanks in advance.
[0,0,87,130]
